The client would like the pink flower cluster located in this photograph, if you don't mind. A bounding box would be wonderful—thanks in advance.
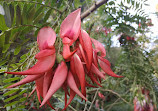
[5,8,123,110]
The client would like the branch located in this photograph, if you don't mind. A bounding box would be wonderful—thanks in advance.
[81,0,109,20]
[88,89,99,111]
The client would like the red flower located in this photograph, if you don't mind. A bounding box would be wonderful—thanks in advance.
[5,8,123,110]
[98,92,105,100]
[126,36,130,41]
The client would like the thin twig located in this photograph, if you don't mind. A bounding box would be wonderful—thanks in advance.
[88,88,99,111]
[83,95,89,111]
[107,98,120,111]
[87,88,131,106]
[100,89,131,105]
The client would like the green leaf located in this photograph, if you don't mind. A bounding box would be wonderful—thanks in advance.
[37,0,42,3]
[9,4,14,27]
[19,97,27,102]
[109,1,115,5]
[33,12,44,24]
[22,3,28,24]
[27,6,36,24]
[5,30,11,44]
[19,89,27,95]
[3,77,20,83]
[14,45,21,55]
[17,105,25,109]
[0,34,5,48]
[34,6,44,19]
[45,0,50,5]
[4,101,18,107]
[4,95,18,102]
[3,2,12,27]
[2,44,10,53]
[0,59,7,66]
[43,9,52,22]
[51,0,56,7]
[16,5,22,25]
[0,14,8,31]
[3,83,13,88]
[10,31,20,42]
[3,89,19,97]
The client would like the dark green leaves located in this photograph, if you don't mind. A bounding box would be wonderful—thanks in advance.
[27,5,36,24]
[43,9,52,22]
[3,2,12,27]
[16,5,22,25]
[0,15,8,31]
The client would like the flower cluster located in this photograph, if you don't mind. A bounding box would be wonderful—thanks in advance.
[5,8,123,110]
[133,88,155,111]
[95,26,112,36]
[118,34,135,46]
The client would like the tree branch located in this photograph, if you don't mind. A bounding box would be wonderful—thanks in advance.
[81,0,109,20]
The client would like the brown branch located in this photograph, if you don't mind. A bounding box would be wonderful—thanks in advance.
[81,0,109,20]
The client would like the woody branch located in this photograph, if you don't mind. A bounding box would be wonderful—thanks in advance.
[81,0,109,20]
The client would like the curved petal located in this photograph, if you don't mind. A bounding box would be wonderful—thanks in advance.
[43,69,54,98]
[98,56,111,67]
[93,50,98,68]
[91,63,105,79]
[8,74,43,88]
[79,29,93,71]
[40,62,68,107]
[91,38,106,57]
[63,44,77,60]
[60,8,81,43]
[86,81,98,88]
[73,54,86,97]
[35,76,44,103]
[5,54,56,75]
[28,87,36,97]
[98,58,123,78]
[37,26,56,50]
[88,73,102,87]
[35,48,55,59]
[67,71,87,100]
[63,89,76,110]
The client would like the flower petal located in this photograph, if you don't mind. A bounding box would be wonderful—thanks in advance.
[98,56,111,67]
[40,61,68,107]
[93,50,99,68]
[43,69,54,98]
[28,87,36,97]
[5,54,56,75]
[67,71,87,100]
[63,89,76,110]
[8,74,43,88]
[86,81,98,88]
[63,44,77,60]
[91,38,106,57]
[79,29,93,71]
[91,63,105,79]
[88,73,102,87]
[35,48,55,59]
[37,26,56,50]
[98,58,123,78]
[73,54,86,97]
[35,76,44,103]
[60,8,81,43]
